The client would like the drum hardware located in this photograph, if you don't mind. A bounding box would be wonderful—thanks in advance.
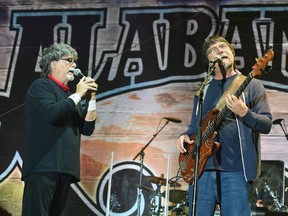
[136,185,155,193]
[147,175,181,187]
[147,188,189,216]
[161,190,188,204]
[263,181,288,212]
[164,190,188,216]
[148,182,163,216]
[146,174,182,215]
[168,201,187,216]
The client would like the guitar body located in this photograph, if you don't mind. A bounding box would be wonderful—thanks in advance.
[179,108,221,184]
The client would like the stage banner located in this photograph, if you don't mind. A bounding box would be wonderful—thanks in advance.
[0,0,288,215]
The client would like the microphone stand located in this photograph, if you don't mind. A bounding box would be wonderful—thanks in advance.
[133,119,170,216]
[279,121,288,141]
[192,64,214,216]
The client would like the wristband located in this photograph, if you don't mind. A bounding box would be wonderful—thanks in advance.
[87,100,96,111]
[69,93,81,105]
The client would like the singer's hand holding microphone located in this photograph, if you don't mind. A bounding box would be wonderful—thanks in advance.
[69,68,98,120]
[70,68,98,99]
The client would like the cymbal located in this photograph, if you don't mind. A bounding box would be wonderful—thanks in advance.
[147,176,181,187]
[136,185,154,193]
[161,190,188,203]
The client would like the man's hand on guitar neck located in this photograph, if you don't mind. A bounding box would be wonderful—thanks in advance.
[177,134,194,153]
[226,94,248,117]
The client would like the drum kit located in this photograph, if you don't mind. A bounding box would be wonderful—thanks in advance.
[140,175,188,216]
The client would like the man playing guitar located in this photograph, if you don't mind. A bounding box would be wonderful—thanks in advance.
[176,35,273,216]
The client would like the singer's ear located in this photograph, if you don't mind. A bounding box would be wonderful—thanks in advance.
[51,61,56,69]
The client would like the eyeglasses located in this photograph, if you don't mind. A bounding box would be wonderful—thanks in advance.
[61,57,76,64]
[207,43,228,55]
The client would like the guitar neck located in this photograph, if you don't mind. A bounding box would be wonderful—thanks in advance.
[234,73,253,98]
[203,73,254,141]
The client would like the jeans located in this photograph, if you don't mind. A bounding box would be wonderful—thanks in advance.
[188,171,251,216]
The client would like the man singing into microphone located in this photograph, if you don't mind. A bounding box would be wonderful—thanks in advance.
[176,35,272,216]
[21,43,98,216]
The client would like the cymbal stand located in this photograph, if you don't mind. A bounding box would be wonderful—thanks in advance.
[169,201,185,215]
[152,183,163,215]
[133,119,170,216]
[279,119,288,141]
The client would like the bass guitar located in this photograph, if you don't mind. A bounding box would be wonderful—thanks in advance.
[178,49,274,184]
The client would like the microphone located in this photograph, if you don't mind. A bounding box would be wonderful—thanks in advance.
[69,68,85,78]
[209,55,222,64]
[163,117,182,124]
[273,118,288,141]
[273,118,284,125]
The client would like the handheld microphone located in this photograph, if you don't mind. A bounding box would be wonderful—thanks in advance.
[272,118,284,125]
[209,55,222,64]
[69,68,85,78]
[163,117,182,124]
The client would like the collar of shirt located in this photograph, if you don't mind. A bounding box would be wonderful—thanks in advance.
[47,74,70,92]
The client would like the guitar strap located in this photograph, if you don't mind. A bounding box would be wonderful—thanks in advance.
[215,74,246,111]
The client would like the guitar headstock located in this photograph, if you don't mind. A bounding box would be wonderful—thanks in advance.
[251,49,274,77]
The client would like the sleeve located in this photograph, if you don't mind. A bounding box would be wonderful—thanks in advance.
[26,79,76,124]
[75,100,96,136]
[241,79,272,134]
[80,121,95,136]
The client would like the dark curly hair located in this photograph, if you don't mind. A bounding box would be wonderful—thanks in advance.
[39,43,78,77]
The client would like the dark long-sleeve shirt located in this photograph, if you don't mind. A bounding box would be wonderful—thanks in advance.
[22,77,95,182]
